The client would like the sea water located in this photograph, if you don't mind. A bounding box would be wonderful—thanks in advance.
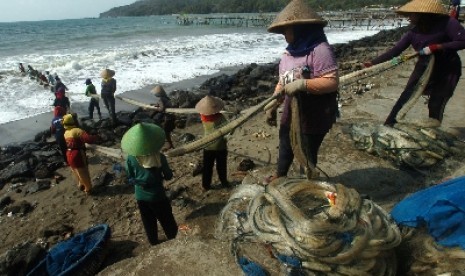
[0,15,394,124]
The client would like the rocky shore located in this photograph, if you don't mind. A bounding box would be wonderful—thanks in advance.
[2,26,465,275]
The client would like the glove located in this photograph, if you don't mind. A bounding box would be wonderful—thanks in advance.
[418,44,440,55]
[284,79,306,95]
[390,57,401,65]
[265,108,277,127]
[363,61,373,68]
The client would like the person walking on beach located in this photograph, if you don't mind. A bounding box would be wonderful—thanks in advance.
[63,113,99,195]
[264,0,339,183]
[122,123,178,245]
[50,106,68,165]
[85,78,102,120]
[150,85,175,150]
[195,95,230,190]
[53,87,71,113]
[100,68,117,122]
[364,0,465,127]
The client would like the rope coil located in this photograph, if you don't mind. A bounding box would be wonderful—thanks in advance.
[216,178,402,275]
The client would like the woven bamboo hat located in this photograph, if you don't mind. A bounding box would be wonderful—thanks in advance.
[267,0,327,34]
[100,69,115,79]
[396,0,448,15]
[121,123,166,156]
[151,85,167,97]
[195,95,224,115]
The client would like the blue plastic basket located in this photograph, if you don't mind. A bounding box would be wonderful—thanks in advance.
[27,224,111,276]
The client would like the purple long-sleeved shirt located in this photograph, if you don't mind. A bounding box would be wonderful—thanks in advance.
[372,16,465,99]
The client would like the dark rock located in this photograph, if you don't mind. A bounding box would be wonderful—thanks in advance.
[1,200,33,216]
[33,129,50,142]
[0,160,32,184]
[178,133,196,144]
[27,180,51,194]
[0,196,12,209]
[237,158,255,171]
[0,242,46,276]
[92,171,112,188]
[40,223,74,238]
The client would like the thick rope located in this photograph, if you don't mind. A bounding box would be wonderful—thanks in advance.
[216,178,401,275]
[395,55,435,123]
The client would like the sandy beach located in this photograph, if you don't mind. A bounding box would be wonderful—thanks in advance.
[2,40,465,275]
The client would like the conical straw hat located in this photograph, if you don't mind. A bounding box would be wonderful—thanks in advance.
[151,85,167,97]
[268,0,327,34]
[100,69,115,79]
[396,0,448,15]
[195,95,224,115]
[121,123,166,156]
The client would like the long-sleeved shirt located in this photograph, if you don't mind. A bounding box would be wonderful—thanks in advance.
[279,42,339,134]
[101,78,117,96]
[125,154,173,202]
[371,16,465,98]
[201,113,228,151]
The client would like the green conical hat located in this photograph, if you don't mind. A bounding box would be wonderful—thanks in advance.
[121,123,166,156]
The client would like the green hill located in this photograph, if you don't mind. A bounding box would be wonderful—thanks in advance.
[99,0,411,18]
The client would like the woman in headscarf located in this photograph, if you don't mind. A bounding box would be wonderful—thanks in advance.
[364,0,465,127]
[264,0,339,183]
[100,69,117,122]
[150,85,175,150]
[195,95,230,190]
[53,87,71,113]
[63,114,99,195]
[50,106,68,164]
[122,123,178,245]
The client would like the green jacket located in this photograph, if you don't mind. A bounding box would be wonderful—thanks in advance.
[125,154,173,202]
[202,114,227,151]
[85,84,97,97]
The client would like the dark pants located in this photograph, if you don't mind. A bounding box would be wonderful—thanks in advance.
[137,199,178,245]
[101,93,116,121]
[385,55,460,126]
[55,134,67,163]
[88,98,101,119]
[277,125,326,177]
[202,149,228,190]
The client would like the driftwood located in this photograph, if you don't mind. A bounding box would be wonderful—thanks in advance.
[116,95,234,115]
[263,52,418,111]
[115,96,200,114]
[86,143,123,160]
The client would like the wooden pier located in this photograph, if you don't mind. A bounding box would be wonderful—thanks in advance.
[173,10,407,30]
[173,13,275,27]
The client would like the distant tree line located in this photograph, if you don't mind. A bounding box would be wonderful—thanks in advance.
[99,0,412,18]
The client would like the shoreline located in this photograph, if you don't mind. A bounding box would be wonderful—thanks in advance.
[0,65,249,147]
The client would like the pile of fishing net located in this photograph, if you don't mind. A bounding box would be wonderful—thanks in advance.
[215,178,402,275]
[397,229,465,275]
[350,122,465,168]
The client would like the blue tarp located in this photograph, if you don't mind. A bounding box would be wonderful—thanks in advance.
[391,175,465,249]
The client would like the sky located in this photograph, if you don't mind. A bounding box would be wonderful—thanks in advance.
[0,0,137,23]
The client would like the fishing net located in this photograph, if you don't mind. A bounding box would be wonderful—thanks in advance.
[216,178,401,275]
